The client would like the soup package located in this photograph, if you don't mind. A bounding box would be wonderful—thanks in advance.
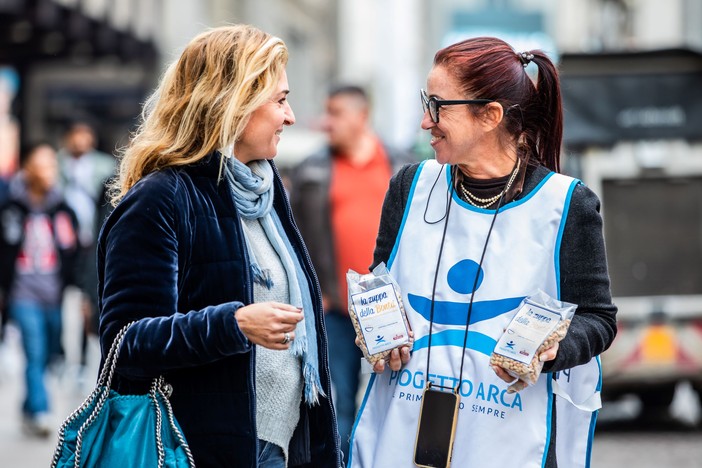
[490,290,576,393]
[347,263,413,365]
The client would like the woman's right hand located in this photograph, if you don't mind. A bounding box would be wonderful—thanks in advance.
[235,302,304,350]
[355,331,414,373]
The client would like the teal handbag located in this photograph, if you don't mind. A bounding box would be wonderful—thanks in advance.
[51,323,196,468]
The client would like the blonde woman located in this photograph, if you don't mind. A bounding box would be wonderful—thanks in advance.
[98,25,342,467]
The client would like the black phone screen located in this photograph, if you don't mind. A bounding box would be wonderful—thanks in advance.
[414,388,459,468]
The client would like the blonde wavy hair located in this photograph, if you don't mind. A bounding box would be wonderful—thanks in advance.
[110,24,288,205]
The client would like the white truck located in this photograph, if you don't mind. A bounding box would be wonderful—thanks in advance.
[560,48,702,415]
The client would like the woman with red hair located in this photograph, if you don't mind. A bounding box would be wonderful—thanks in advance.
[350,37,617,468]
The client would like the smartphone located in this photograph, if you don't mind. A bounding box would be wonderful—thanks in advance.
[413,387,460,468]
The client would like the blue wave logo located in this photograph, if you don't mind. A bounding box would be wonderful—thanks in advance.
[409,259,523,356]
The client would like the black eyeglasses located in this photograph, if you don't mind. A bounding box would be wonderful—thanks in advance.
[420,89,494,123]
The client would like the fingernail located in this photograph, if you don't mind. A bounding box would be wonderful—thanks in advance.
[402,348,409,357]
[539,354,548,362]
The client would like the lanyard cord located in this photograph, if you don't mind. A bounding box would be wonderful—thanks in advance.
[423,163,452,225]
[455,194,505,388]
[424,166,506,392]
[424,170,455,385]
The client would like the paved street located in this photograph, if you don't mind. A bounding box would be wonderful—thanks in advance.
[592,387,702,467]
[0,336,74,468]
[0,289,99,468]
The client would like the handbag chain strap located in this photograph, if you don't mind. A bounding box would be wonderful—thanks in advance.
[151,376,197,467]
[51,322,196,468]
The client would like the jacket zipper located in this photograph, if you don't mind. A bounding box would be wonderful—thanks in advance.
[271,163,342,467]
[219,176,259,463]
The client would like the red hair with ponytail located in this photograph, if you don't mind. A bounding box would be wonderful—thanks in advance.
[434,37,563,172]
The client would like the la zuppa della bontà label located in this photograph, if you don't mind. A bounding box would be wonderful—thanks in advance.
[494,303,561,365]
[351,283,409,355]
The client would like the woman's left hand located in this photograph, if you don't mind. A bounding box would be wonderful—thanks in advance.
[536,340,559,363]
[492,341,559,392]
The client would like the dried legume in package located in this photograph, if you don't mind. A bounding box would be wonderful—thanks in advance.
[490,290,576,393]
[347,263,413,365]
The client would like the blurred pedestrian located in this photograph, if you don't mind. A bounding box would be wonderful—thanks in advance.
[290,85,415,461]
[0,142,79,437]
[0,70,21,383]
[57,122,116,375]
[57,122,115,248]
[81,179,113,336]
[98,25,342,467]
[0,67,20,190]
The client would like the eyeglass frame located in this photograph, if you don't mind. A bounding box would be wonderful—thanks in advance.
[420,89,494,124]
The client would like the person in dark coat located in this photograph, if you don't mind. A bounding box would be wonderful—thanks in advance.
[0,142,79,437]
[97,25,342,467]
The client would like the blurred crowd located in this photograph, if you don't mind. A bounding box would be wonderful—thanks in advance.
[0,121,115,437]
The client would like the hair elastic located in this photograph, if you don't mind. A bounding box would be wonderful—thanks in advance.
[518,52,534,68]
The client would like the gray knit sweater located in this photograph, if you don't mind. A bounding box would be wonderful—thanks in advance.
[242,218,303,463]
[371,162,618,468]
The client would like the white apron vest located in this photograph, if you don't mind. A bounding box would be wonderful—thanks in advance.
[349,160,601,468]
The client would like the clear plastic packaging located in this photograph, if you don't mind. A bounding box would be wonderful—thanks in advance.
[347,263,413,364]
[490,290,576,393]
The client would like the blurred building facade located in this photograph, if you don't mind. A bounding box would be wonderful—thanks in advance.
[0,0,160,157]
[2,0,701,162]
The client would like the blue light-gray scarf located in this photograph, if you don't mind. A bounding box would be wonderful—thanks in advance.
[223,154,323,405]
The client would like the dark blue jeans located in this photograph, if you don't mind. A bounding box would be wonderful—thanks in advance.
[10,300,62,416]
[324,311,362,463]
[257,440,285,468]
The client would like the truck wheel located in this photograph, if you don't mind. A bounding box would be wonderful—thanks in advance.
[692,382,702,428]
[637,384,676,419]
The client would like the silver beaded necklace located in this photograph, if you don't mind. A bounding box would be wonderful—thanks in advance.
[460,158,521,209]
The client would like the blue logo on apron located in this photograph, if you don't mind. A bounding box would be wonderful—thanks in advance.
[408,259,524,356]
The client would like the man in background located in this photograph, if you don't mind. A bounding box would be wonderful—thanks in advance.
[57,122,115,375]
[290,85,415,461]
[57,122,115,253]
